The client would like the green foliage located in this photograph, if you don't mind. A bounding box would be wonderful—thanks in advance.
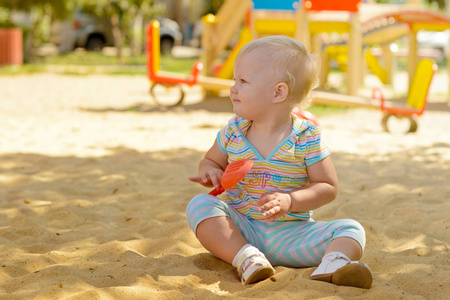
[75,0,159,15]
[74,0,163,26]
[0,7,14,27]
[0,20,15,27]
[0,19,15,28]
[203,0,225,15]
[425,0,446,9]
[1,0,71,19]
[72,0,164,61]
[1,0,73,62]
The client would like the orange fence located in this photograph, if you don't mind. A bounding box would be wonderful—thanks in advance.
[0,28,23,65]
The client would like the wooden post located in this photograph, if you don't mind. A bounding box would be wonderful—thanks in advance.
[201,14,216,77]
[448,37,450,99]
[347,12,362,96]
[294,5,311,52]
[448,0,450,99]
[200,0,251,77]
[316,36,329,87]
[382,43,394,85]
[407,30,418,89]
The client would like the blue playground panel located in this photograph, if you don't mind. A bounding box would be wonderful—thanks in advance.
[252,0,300,11]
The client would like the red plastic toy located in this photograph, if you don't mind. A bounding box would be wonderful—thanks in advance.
[292,107,320,126]
[209,159,254,196]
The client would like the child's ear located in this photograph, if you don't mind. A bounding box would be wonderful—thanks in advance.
[273,82,289,103]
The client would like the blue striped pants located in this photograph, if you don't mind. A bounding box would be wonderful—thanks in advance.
[186,194,366,267]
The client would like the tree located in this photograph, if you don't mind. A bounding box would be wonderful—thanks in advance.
[0,0,69,17]
[425,0,446,10]
[203,0,225,15]
[0,0,71,61]
[74,0,162,62]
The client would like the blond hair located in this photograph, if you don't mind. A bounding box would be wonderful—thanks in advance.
[235,35,319,106]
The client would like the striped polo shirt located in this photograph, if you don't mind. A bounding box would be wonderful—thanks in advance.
[217,114,330,221]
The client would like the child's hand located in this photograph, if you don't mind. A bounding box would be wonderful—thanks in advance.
[256,192,292,222]
[189,168,223,189]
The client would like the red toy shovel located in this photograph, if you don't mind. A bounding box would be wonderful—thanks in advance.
[209,159,253,196]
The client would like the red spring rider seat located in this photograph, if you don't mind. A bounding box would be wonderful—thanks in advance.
[372,58,437,133]
[146,20,203,106]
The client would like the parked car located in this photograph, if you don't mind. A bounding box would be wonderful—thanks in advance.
[72,12,182,54]
[72,11,113,51]
[157,17,183,54]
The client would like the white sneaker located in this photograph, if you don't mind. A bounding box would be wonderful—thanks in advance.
[237,253,275,285]
[311,252,373,289]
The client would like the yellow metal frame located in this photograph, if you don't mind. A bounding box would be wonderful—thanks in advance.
[308,21,351,34]
[151,20,160,74]
[254,19,297,36]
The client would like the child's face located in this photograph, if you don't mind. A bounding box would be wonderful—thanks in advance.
[230,49,278,120]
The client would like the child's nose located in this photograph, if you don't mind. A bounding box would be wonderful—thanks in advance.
[230,83,237,94]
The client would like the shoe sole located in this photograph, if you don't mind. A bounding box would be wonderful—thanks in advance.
[243,265,275,285]
[311,262,373,289]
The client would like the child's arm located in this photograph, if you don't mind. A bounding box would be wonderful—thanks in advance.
[189,139,229,189]
[256,156,338,221]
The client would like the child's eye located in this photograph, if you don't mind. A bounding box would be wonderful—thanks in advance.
[240,79,246,83]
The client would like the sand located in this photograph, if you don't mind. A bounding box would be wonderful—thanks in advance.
[0,74,449,299]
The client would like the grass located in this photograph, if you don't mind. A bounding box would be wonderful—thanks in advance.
[0,51,199,75]
[159,56,199,74]
[0,64,46,74]
[308,104,347,117]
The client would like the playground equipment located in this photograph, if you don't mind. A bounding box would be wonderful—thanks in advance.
[200,0,366,94]
[146,19,320,126]
[322,9,450,88]
[201,0,252,77]
[146,20,234,106]
[200,0,450,96]
[312,57,437,133]
[361,10,450,88]
[146,20,320,125]
[146,0,446,133]
[146,20,201,106]
[365,50,389,84]
[215,24,252,79]
[371,58,437,133]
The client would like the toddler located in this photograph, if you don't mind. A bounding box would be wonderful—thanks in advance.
[187,35,372,288]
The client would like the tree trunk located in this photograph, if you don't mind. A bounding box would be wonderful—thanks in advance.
[133,12,143,55]
[173,0,185,37]
[110,13,123,64]
[28,8,44,62]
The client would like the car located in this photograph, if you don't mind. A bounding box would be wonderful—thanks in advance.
[72,11,113,51]
[72,12,182,54]
[157,17,183,55]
